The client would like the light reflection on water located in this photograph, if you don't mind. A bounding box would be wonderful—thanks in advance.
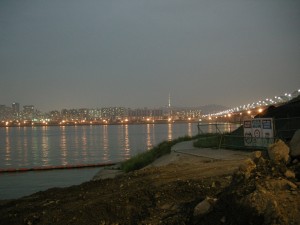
[102,125,109,161]
[123,125,130,158]
[60,126,68,166]
[41,126,49,166]
[0,123,200,170]
[168,123,173,141]
[188,123,192,137]
[81,126,88,162]
[146,124,152,150]
[5,128,11,165]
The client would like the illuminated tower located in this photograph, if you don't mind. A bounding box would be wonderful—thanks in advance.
[168,93,172,118]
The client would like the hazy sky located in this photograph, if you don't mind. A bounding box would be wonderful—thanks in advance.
[1,0,299,112]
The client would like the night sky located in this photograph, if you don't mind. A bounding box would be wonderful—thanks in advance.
[0,0,299,112]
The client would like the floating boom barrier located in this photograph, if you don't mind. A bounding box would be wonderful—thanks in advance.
[0,162,116,173]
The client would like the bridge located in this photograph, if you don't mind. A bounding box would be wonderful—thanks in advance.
[202,88,300,123]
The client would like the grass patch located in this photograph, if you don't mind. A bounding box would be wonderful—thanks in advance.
[120,135,200,173]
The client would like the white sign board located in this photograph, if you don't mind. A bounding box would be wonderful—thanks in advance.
[243,118,274,147]
[261,118,274,147]
[243,120,253,146]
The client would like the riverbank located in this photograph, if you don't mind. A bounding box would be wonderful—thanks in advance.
[92,140,250,180]
[0,140,299,224]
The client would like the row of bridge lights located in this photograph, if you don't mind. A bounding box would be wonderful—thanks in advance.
[207,108,263,120]
[204,89,300,118]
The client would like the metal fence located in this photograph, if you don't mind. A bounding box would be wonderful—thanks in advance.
[219,135,276,150]
[197,122,242,134]
[196,117,300,150]
[274,117,300,141]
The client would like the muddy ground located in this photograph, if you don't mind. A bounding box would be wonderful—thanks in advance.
[0,153,299,225]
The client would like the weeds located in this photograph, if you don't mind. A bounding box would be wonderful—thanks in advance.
[120,135,199,172]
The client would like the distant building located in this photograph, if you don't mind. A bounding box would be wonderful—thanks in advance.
[101,107,127,120]
[12,102,20,113]
[22,105,35,120]
[78,108,89,120]
[128,108,163,120]
[88,109,102,120]
[23,105,34,113]
[0,105,13,121]
[61,109,76,120]
[49,110,61,121]
[12,102,20,119]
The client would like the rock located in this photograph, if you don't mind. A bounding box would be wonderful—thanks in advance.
[159,203,179,211]
[225,176,232,180]
[267,140,290,164]
[284,170,296,179]
[264,199,287,225]
[286,181,297,190]
[257,156,266,166]
[265,179,297,191]
[240,186,288,225]
[211,181,216,188]
[239,158,256,179]
[193,197,217,219]
[250,151,262,163]
[220,216,226,223]
[290,130,300,157]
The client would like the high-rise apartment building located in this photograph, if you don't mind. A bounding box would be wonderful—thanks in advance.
[23,105,35,120]
[12,102,20,119]
[12,102,20,113]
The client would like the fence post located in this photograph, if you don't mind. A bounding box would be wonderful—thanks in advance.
[197,123,203,134]
[218,134,223,149]
[216,124,221,134]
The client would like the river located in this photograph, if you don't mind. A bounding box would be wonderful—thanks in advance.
[0,123,199,199]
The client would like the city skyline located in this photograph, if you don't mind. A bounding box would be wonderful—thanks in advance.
[0,102,204,125]
[0,100,211,114]
[1,88,299,125]
[1,87,298,113]
[1,0,299,112]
